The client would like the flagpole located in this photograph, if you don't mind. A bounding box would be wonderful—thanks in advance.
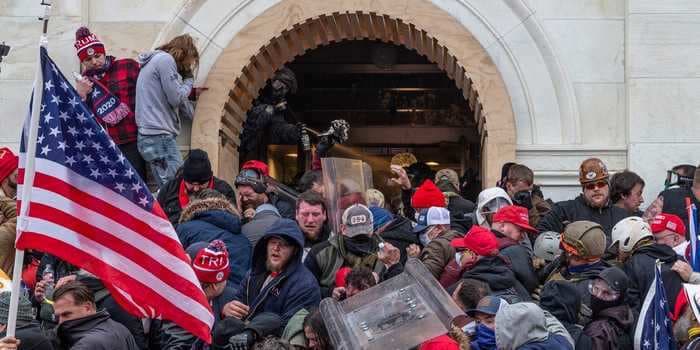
[6,0,52,338]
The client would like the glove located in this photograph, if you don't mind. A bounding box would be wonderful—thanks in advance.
[227,330,255,350]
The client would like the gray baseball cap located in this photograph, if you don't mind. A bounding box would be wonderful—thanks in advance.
[342,204,374,237]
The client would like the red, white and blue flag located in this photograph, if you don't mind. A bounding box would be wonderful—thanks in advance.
[16,47,214,343]
[687,198,699,271]
[633,261,676,350]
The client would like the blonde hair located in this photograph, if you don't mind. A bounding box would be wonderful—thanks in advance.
[366,189,385,208]
[157,34,199,75]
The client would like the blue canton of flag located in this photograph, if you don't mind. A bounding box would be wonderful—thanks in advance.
[634,261,676,350]
[21,47,153,210]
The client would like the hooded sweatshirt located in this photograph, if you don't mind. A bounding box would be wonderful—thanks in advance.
[495,302,573,350]
[624,243,683,313]
[235,218,321,326]
[135,50,194,136]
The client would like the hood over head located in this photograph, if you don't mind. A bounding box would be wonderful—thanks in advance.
[475,187,513,227]
[496,302,549,350]
[251,218,305,274]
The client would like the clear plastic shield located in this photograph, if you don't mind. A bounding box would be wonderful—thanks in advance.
[320,259,463,350]
[322,157,374,235]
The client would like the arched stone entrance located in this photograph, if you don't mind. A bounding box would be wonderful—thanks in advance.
[180,0,519,185]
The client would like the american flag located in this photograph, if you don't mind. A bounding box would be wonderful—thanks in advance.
[16,47,214,342]
[634,261,676,350]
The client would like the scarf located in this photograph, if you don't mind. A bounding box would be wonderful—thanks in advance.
[470,324,496,350]
[178,178,215,209]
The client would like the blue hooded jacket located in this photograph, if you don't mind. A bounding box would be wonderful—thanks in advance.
[235,218,321,326]
[176,197,252,286]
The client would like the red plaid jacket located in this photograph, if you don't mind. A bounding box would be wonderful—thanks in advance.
[88,57,140,145]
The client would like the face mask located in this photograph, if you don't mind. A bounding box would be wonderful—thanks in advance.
[591,294,622,316]
[420,231,431,246]
[471,323,496,350]
[462,321,476,336]
[455,252,464,264]
[512,190,533,210]
[345,235,374,255]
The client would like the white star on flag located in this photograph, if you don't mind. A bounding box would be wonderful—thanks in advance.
[68,96,80,108]
[49,127,61,137]
[131,182,142,193]
[57,141,67,151]
[114,183,126,192]
[43,112,53,123]
[82,154,94,164]
[74,141,86,151]
[40,145,51,156]
[59,81,70,91]
[50,94,62,105]
[90,168,101,179]
[76,112,88,123]
[58,111,70,121]
[44,80,54,91]
[64,156,77,166]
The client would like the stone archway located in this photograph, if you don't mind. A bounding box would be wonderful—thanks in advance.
[185,1,518,186]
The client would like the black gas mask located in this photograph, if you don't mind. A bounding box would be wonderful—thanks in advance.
[664,170,694,190]
[512,190,533,210]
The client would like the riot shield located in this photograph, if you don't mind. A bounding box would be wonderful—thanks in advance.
[320,259,463,350]
[321,157,373,235]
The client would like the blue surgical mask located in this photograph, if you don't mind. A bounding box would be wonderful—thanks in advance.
[470,323,496,350]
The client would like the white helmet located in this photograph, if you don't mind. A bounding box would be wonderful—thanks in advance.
[610,216,653,253]
[534,231,562,262]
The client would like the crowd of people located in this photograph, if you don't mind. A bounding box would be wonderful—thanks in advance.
[0,26,698,350]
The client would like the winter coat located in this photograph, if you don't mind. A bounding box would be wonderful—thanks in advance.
[56,309,139,350]
[583,304,634,350]
[241,204,282,248]
[536,195,630,245]
[135,50,194,136]
[158,283,237,350]
[157,176,236,226]
[304,233,384,298]
[176,197,252,286]
[461,255,531,302]
[495,235,539,293]
[420,230,463,280]
[0,322,54,350]
[544,259,609,326]
[235,219,321,327]
[623,243,683,312]
[495,302,573,350]
[0,196,17,275]
[78,275,147,350]
[660,187,700,240]
[377,215,420,265]
[444,191,476,233]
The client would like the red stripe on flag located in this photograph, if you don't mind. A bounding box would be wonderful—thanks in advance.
[17,233,213,343]
[26,202,206,302]
[30,172,187,263]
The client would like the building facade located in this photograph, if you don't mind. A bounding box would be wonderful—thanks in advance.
[1,0,698,202]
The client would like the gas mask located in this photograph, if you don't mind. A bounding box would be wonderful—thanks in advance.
[512,190,533,210]
[665,170,694,190]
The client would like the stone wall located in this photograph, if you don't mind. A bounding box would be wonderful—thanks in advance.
[0,0,697,204]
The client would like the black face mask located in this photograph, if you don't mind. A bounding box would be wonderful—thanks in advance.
[512,190,533,210]
[344,235,375,256]
[591,294,622,316]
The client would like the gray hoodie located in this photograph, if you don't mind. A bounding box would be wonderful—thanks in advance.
[135,50,194,136]
[495,302,574,350]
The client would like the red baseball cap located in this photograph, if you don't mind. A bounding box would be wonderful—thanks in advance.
[493,205,537,233]
[451,226,499,257]
[650,213,686,237]
[241,160,269,177]
[0,148,18,184]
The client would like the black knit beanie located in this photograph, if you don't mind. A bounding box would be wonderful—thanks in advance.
[183,149,213,183]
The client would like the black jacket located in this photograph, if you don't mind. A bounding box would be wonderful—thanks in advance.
[544,259,610,326]
[536,195,630,245]
[660,187,700,240]
[539,280,593,349]
[157,176,236,225]
[623,243,683,312]
[77,275,147,350]
[56,310,139,350]
[495,235,539,293]
[378,216,420,265]
[461,255,530,302]
[583,304,634,350]
[444,192,475,233]
[0,322,54,350]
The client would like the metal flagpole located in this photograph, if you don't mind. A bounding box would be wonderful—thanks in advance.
[6,0,52,338]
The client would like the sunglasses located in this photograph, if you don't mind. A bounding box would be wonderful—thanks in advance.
[583,181,607,191]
